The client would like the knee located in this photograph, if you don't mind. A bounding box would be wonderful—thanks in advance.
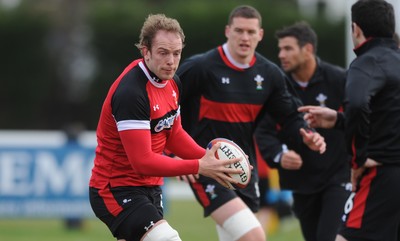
[141,220,181,241]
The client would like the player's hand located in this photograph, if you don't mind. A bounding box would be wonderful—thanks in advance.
[177,175,198,183]
[298,105,337,129]
[281,150,303,170]
[300,128,326,154]
[198,142,242,188]
[364,158,381,168]
[351,166,365,192]
[351,158,382,191]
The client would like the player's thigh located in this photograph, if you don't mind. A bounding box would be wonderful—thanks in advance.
[115,198,164,241]
[189,175,239,216]
[317,184,351,241]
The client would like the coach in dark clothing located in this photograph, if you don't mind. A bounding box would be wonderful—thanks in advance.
[255,22,351,241]
[299,1,400,240]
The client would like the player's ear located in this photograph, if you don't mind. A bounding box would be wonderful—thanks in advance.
[225,25,230,38]
[352,22,362,37]
[258,28,264,41]
[142,47,150,61]
[303,43,316,56]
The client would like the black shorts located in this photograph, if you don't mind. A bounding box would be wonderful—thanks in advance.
[339,165,400,241]
[89,186,164,241]
[189,173,260,217]
[292,180,351,241]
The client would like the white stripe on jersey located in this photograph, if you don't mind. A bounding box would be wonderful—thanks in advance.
[117,120,150,131]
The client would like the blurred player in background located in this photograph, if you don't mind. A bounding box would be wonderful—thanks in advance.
[89,14,243,241]
[255,143,293,236]
[255,21,350,241]
[177,5,326,241]
[299,0,400,240]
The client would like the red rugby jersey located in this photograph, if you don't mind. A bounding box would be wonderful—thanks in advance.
[89,59,204,189]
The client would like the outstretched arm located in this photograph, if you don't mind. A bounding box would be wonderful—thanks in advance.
[298,105,338,129]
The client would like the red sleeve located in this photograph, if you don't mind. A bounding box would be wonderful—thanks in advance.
[165,116,205,159]
[119,129,199,176]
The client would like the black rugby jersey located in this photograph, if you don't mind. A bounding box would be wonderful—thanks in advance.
[255,59,350,193]
[177,44,308,178]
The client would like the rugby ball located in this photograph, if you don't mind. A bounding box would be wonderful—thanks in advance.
[206,138,251,190]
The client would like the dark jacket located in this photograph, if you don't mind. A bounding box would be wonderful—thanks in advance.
[344,38,400,168]
[255,58,351,194]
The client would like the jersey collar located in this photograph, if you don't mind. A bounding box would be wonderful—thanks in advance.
[138,60,168,88]
[218,43,256,71]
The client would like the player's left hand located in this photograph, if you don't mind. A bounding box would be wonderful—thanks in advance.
[300,128,326,154]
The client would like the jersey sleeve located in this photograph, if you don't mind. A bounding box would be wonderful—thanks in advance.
[120,129,199,176]
[254,113,284,168]
[261,68,309,143]
[111,73,150,130]
[344,59,384,168]
[176,54,206,134]
[165,113,205,159]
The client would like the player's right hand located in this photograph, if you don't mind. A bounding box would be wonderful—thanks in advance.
[198,142,242,188]
[281,150,303,170]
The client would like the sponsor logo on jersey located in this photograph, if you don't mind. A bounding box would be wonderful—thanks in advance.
[316,93,327,107]
[254,75,264,90]
[153,109,179,132]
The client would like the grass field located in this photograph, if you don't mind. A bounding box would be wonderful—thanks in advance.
[0,199,303,241]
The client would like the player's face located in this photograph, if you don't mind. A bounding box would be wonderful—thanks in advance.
[225,17,263,64]
[277,36,307,73]
[143,30,183,80]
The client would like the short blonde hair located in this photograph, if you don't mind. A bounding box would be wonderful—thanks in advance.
[135,14,185,55]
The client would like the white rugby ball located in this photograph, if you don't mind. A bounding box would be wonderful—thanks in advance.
[206,138,251,190]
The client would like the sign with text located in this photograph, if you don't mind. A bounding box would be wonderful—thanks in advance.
[0,130,96,218]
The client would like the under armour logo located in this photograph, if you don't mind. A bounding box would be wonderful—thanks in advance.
[153,104,160,111]
[144,221,155,231]
[221,77,230,84]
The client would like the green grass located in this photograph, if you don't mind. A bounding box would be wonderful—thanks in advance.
[0,200,303,241]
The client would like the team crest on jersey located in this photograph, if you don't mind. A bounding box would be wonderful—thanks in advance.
[221,77,230,84]
[254,75,264,90]
[172,90,177,105]
[316,93,327,107]
[205,184,218,199]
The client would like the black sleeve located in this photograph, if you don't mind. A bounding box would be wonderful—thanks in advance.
[254,114,283,168]
[176,54,205,134]
[255,68,310,168]
[261,69,309,143]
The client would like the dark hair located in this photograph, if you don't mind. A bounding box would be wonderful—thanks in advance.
[351,0,395,38]
[275,21,318,53]
[228,5,262,27]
